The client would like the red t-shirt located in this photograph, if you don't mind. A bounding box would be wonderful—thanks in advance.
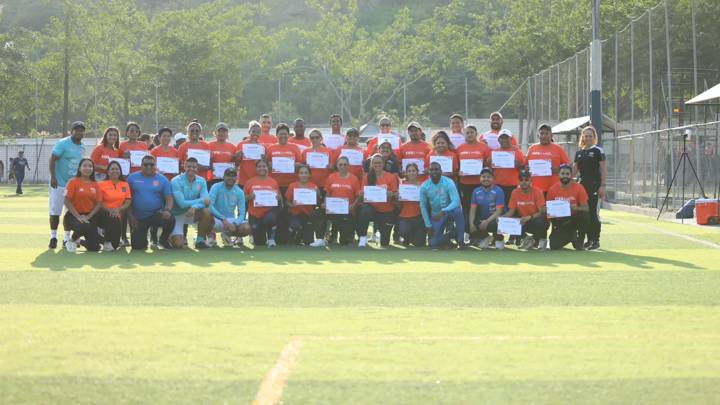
[288,137,312,152]
[526,142,570,192]
[302,147,335,189]
[235,140,265,186]
[490,147,525,187]
[456,142,491,185]
[177,141,211,177]
[208,141,237,180]
[90,144,121,174]
[365,134,401,157]
[399,141,431,181]
[399,180,422,218]
[258,134,278,147]
[65,178,101,214]
[119,141,148,173]
[362,171,399,213]
[333,146,365,179]
[324,172,361,203]
[426,150,459,179]
[150,146,179,181]
[546,181,589,218]
[244,176,279,219]
[286,181,319,216]
[267,143,301,187]
[509,187,546,217]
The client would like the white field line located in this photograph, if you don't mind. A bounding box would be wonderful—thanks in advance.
[609,217,720,249]
[300,334,720,342]
[252,338,304,405]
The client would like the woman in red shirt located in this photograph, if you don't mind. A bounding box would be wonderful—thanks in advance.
[396,163,425,247]
[63,158,102,253]
[97,160,132,251]
[208,123,237,187]
[244,160,281,247]
[177,121,211,178]
[324,156,361,246]
[150,127,179,181]
[357,154,399,247]
[235,121,264,188]
[286,165,324,246]
[119,122,148,174]
[426,131,459,180]
[302,129,335,194]
[333,128,365,179]
[91,127,122,181]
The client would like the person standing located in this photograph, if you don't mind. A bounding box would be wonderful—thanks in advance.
[419,162,465,250]
[573,126,606,250]
[119,122,148,174]
[235,121,265,188]
[526,123,570,196]
[456,125,490,239]
[399,121,431,182]
[12,150,30,195]
[289,118,311,152]
[480,111,518,150]
[177,121,211,178]
[90,127,122,182]
[208,122,236,188]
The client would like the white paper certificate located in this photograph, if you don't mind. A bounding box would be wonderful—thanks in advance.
[528,159,552,176]
[449,133,465,148]
[498,217,522,236]
[398,184,420,202]
[377,134,400,150]
[242,143,264,160]
[108,158,130,175]
[271,157,295,174]
[546,200,571,218]
[491,151,515,168]
[429,155,453,173]
[129,151,149,167]
[484,134,500,150]
[459,159,483,176]
[253,190,278,207]
[306,152,329,169]
[155,157,179,174]
[324,134,345,150]
[212,163,234,179]
[187,149,211,166]
[293,188,317,205]
[340,149,363,165]
[402,158,425,173]
[363,186,387,203]
[325,197,349,214]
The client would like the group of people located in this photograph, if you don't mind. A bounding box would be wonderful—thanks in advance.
[47,111,606,253]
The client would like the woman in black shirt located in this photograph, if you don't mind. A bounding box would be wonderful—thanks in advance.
[573,126,607,250]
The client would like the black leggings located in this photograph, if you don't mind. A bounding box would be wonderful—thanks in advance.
[63,213,101,251]
[550,212,590,250]
[580,182,601,242]
[97,211,123,249]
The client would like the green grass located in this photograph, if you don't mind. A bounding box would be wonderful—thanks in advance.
[1,185,719,404]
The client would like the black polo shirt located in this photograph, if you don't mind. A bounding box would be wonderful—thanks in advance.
[574,145,605,186]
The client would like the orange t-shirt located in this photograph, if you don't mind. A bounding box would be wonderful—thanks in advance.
[244,176,280,219]
[119,141,148,173]
[289,137,312,152]
[286,181,319,216]
[150,146,179,181]
[235,140,265,186]
[208,141,237,180]
[399,180,422,218]
[302,147,335,189]
[456,142,491,185]
[362,171,399,213]
[526,142,570,192]
[324,172,361,204]
[258,134,278,147]
[91,144,122,174]
[546,182,589,213]
[399,141,431,181]
[333,146,365,179]
[267,143,301,187]
[98,180,132,209]
[177,141,211,177]
[65,178,101,214]
[490,147,525,187]
[509,187,546,217]
[426,150,459,179]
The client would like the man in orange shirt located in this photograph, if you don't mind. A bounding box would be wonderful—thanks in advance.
[504,171,549,250]
[289,118,311,152]
[546,164,589,250]
[399,121,431,181]
[526,123,570,195]
[480,112,518,150]
[258,114,278,145]
[267,123,301,244]
[208,122,236,188]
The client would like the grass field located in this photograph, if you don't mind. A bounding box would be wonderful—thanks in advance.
[1,185,719,404]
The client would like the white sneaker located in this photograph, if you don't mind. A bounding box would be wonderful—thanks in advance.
[220,232,233,246]
[538,239,548,251]
[358,236,368,247]
[267,239,277,247]
[234,237,245,247]
[103,242,114,252]
[118,238,129,248]
[478,235,493,249]
[519,236,535,250]
[370,232,380,244]
[65,240,77,253]
[464,233,471,245]
[205,237,217,248]
[310,239,327,247]
[494,240,505,250]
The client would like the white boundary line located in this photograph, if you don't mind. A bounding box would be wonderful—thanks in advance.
[252,338,304,405]
[609,217,720,249]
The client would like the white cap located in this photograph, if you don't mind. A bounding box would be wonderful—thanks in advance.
[174,133,187,142]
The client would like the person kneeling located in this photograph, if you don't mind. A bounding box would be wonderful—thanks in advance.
[547,164,590,250]
[468,168,505,250]
[420,162,465,250]
[170,158,213,249]
[209,167,251,247]
[504,171,549,250]
[63,158,102,252]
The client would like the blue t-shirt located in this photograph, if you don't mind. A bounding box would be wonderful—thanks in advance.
[170,173,209,216]
[127,172,172,220]
[209,182,246,224]
[419,176,461,228]
[52,137,86,187]
[470,185,505,221]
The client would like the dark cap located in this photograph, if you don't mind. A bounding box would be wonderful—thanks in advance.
[71,121,85,130]
[215,122,229,131]
[480,168,494,176]
[558,163,572,171]
[223,167,237,177]
[346,127,360,136]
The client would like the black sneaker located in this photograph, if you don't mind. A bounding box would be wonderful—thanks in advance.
[48,237,58,249]
[572,238,585,251]
[583,241,592,249]
[588,241,600,250]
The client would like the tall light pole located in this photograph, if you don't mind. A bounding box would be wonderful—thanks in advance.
[590,0,603,143]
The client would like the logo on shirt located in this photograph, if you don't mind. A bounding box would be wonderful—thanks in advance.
[152,180,160,187]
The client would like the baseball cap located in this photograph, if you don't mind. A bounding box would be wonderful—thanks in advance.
[490,111,503,120]
[538,122,552,131]
[499,129,512,138]
[174,133,187,142]
[71,121,85,130]
[216,122,229,131]
[406,121,422,131]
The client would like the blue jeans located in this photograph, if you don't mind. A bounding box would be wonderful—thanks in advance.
[249,207,279,246]
[429,207,465,248]
[398,216,426,247]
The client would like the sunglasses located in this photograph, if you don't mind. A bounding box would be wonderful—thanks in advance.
[143,163,155,167]
[310,136,321,140]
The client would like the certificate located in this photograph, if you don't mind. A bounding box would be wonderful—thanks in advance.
[129,150,149,167]
[484,134,500,150]
[324,134,345,150]
[271,157,295,174]
[339,149,363,165]
[293,188,317,205]
[212,163,234,179]
[528,159,552,176]
[242,143,264,160]
[377,134,400,150]
[363,186,387,203]
[459,159,483,176]
[325,197,349,214]
[156,157,179,174]
[108,158,130,175]
[402,158,425,173]
[306,152,329,169]
[187,149,210,166]
[498,217,522,236]
[546,200,571,218]
[491,151,515,168]
[253,190,278,207]
[429,155,453,173]
[398,184,420,202]
[449,133,465,148]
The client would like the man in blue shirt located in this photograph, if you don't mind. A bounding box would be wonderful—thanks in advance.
[48,121,87,249]
[170,157,212,249]
[209,167,251,246]
[420,162,466,250]
[127,155,175,250]
[469,168,505,250]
